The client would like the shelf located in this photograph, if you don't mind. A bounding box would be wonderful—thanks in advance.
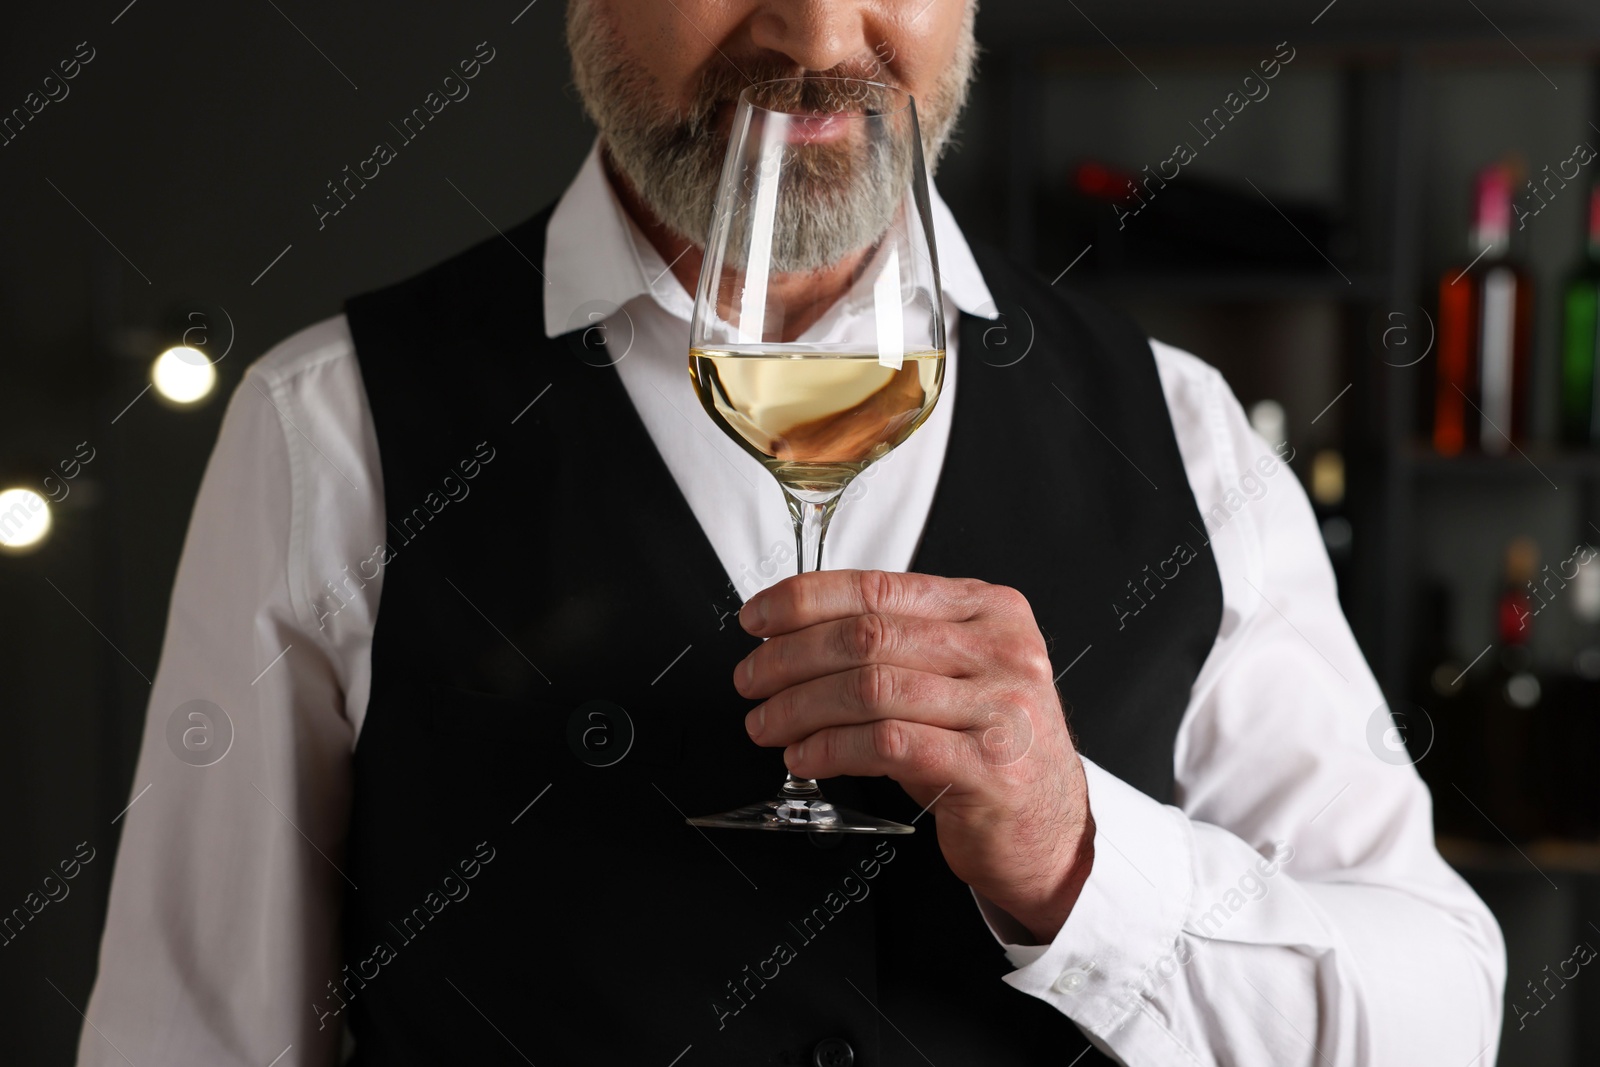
[975,17,1600,713]
[1068,270,1390,302]
[979,0,1600,52]
[1439,834,1600,875]
[1402,445,1600,487]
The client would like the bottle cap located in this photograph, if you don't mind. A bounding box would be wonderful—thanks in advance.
[1505,536,1538,585]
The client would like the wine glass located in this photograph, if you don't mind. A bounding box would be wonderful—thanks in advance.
[685,77,945,833]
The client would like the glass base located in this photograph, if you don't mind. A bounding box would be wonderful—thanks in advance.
[686,780,915,834]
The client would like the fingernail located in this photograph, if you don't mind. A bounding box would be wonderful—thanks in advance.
[737,656,754,693]
[740,596,767,632]
[746,705,764,739]
[787,741,804,768]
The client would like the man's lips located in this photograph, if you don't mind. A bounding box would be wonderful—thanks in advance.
[711,100,864,144]
[785,111,859,144]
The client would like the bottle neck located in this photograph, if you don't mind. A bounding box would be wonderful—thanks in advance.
[1497,589,1532,647]
[1587,186,1600,261]
[1471,166,1513,258]
[1471,227,1507,258]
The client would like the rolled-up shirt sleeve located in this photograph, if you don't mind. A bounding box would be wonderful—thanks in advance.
[975,339,1506,1065]
[77,318,379,1067]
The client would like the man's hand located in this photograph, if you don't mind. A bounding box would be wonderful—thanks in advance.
[734,569,1095,943]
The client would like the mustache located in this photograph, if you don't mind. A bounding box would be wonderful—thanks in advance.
[687,61,904,126]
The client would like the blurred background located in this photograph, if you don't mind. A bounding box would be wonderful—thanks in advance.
[4,0,1600,1062]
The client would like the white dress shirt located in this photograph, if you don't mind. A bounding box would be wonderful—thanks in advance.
[78,138,1505,1067]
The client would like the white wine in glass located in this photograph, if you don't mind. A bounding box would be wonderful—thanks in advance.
[688,348,944,495]
[686,76,945,833]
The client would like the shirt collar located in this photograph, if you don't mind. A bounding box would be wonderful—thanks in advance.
[542,136,997,339]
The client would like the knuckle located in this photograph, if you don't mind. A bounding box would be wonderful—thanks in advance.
[854,661,896,713]
[870,717,911,763]
[906,737,941,776]
[1008,642,1053,684]
[1030,648,1056,686]
[858,569,897,614]
[997,690,1035,721]
[845,612,893,662]
[996,584,1031,616]
[985,692,1034,737]
[788,574,817,617]
[978,694,1037,769]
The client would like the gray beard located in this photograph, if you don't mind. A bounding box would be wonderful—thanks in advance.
[566,0,977,272]
[715,119,914,273]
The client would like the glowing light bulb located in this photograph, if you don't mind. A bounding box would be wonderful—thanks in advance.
[152,346,217,404]
[0,488,52,551]
[1248,399,1287,452]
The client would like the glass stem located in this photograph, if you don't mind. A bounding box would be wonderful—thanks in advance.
[785,487,841,576]
[778,487,842,798]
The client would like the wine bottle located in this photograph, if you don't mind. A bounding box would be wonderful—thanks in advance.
[1559,183,1600,446]
[1479,536,1545,840]
[1435,163,1535,456]
[1573,550,1600,680]
[1309,449,1353,602]
[1549,550,1600,836]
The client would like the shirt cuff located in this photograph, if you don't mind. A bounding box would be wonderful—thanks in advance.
[972,755,1194,1035]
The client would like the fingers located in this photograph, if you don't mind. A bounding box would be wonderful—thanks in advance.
[735,612,983,699]
[740,569,1026,637]
[781,717,976,792]
[744,664,977,746]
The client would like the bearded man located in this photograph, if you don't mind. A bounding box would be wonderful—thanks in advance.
[77,1,1504,1065]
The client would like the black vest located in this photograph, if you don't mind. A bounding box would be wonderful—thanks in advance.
[337,203,1222,1066]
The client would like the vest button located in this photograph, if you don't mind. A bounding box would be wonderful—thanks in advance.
[811,1037,854,1067]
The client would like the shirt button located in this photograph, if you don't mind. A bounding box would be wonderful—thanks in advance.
[1054,961,1095,995]
[812,1037,854,1067]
